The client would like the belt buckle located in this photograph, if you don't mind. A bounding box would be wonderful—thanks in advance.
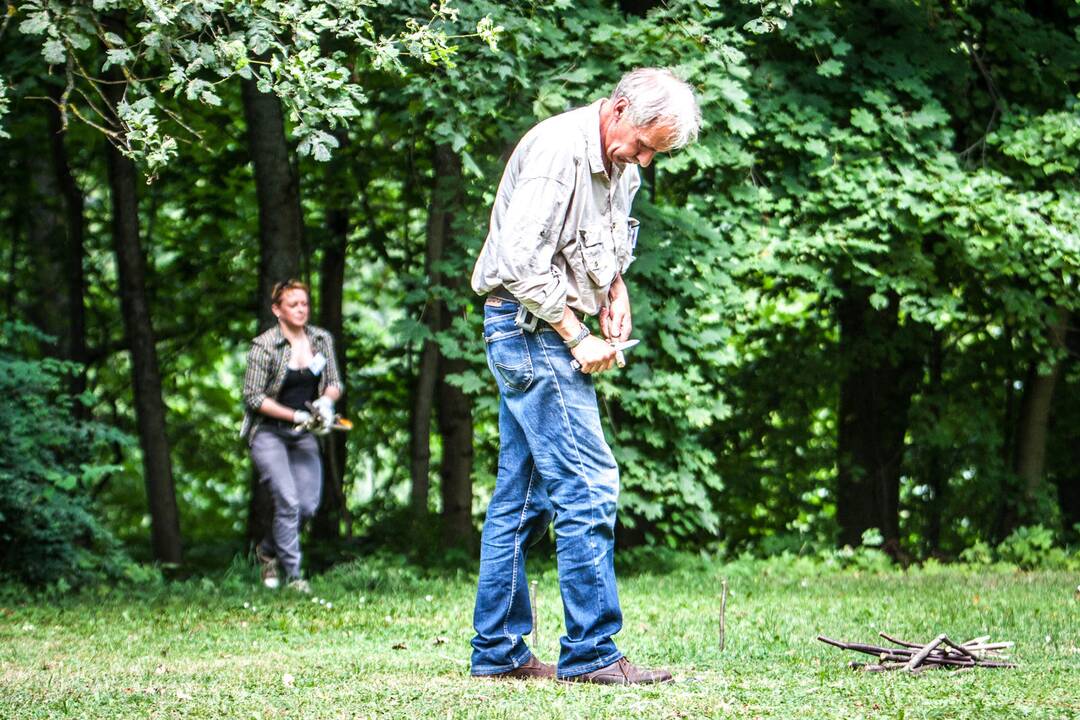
[514,304,539,333]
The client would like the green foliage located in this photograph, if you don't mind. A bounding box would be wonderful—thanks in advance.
[0,323,136,588]
[2,0,1080,565]
[996,525,1077,570]
[10,0,497,173]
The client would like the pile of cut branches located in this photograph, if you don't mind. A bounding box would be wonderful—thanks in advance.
[817,633,1016,673]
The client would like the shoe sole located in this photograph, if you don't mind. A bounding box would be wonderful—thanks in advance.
[559,675,675,685]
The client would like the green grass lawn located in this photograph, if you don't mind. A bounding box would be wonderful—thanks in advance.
[2,553,1078,719]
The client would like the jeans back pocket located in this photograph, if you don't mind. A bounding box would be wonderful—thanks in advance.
[484,325,534,392]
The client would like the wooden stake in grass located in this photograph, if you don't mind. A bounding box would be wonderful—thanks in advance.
[719,578,728,652]
[530,580,538,647]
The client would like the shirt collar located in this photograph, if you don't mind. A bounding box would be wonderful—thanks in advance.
[585,98,607,176]
[270,324,288,347]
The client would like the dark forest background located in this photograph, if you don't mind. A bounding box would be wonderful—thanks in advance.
[2,0,1078,587]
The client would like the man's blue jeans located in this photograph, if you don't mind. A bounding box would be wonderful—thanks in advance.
[470,299,623,679]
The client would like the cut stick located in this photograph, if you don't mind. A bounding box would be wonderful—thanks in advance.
[964,642,1013,651]
[820,641,977,667]
[904,634,948,671]
[821,633,1016,671]
[719,579,728,651]
[941,636,977,661]
[818,638,916,656]
[963,635,991,646]
[879,632,924,649]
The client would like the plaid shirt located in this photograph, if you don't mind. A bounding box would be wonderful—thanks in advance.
[240,324,342,444]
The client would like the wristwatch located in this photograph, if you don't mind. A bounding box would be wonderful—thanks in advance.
[564,324,591,349]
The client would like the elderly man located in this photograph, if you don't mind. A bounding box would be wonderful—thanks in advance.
[469,68,701,685]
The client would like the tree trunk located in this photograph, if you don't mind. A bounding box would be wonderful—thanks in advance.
[241,72,305,546]
[313,202,350,540]
[24,96,88,409]
[409,146,452,517]
[835,287,921,554]
[48,94,88,406]
[924,330,946,554]
[1009,308,1070,529]
[1056,324,1080,533]
[103,72,183,565]
[25,109,70,354]
[437,332,475,549]
[242,73,305,332]
[430,145,474,549]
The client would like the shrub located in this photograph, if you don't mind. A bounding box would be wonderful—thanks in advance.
[995,525,1073,570]
[0,323,136,589]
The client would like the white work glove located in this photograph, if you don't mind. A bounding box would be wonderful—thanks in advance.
[292,409,313,426]
[313,396,335,423]
[312,396,335,436]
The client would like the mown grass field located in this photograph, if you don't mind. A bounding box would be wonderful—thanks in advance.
[2,553,1078,719]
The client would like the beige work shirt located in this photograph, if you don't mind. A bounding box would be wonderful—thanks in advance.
[471,99,641,323]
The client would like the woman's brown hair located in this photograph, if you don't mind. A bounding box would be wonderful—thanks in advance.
[270,279,310,306]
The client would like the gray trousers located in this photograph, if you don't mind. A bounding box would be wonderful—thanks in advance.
[250,426,323,579]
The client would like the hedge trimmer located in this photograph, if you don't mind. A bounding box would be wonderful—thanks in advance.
[293,401,353,434]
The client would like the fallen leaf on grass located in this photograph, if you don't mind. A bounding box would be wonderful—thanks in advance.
[177,689,191,701]
[393,642,408,650]
[433,636,449,646]
[154,664,167,675]
[282,673,295,687]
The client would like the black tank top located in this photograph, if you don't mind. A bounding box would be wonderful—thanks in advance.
[278,367,318,411]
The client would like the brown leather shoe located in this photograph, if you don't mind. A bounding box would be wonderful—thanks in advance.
[478,655,556,680]
[564,657,673,685]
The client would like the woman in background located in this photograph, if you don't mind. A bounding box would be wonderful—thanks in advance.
[241,280,342,593]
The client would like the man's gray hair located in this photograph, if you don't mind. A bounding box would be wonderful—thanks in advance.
[611,68,701,149]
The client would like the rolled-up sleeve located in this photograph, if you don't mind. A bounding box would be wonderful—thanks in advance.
[242,343,271,411]
[322,333,343,393]
[496,173,574,323]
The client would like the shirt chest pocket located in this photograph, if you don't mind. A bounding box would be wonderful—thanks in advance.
[578,225,618,288]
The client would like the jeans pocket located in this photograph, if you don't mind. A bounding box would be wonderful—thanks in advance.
[485,327,534,392]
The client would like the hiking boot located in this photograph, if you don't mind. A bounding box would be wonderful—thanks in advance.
[563,657,673,685]
[476,655,555,680]
[286,578,311,594]
[256,546,279,589]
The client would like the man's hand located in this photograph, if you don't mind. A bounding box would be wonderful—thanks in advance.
[602,275,632,342]
[570,335,617,374]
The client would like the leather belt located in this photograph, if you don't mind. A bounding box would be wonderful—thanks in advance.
[488,287,517,303]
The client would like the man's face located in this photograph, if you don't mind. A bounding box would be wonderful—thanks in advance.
[273,289,309,327]
[604,100,676,168]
